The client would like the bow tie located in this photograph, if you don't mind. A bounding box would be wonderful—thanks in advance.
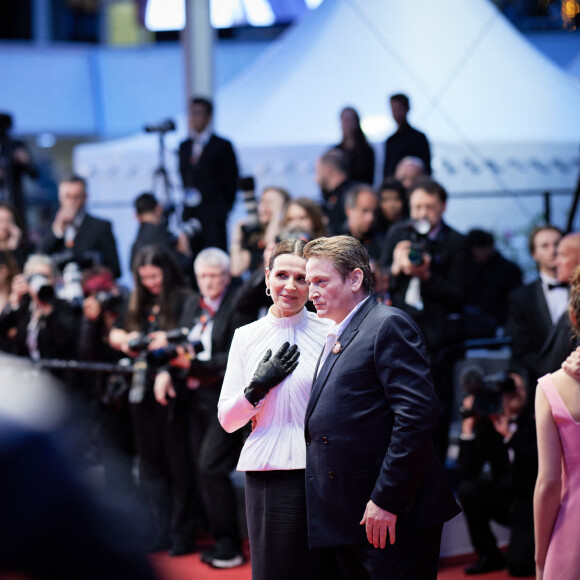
[547,282,568,291]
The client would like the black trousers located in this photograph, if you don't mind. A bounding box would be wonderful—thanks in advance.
[186,387,243,543]
[246,469,335,580]
[457,479,535,576]
[131,394,196,548]
[332,523,443,580]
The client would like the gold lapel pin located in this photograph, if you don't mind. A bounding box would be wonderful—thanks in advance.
[331,341,342,354]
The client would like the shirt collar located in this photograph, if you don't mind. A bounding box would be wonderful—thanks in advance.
[327,296,369,338]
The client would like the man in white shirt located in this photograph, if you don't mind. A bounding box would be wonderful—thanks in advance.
[506,225,564,384]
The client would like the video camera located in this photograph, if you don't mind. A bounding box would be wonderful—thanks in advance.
[144,119,176,134]
[459,365,516,418]
[407,218,431,266]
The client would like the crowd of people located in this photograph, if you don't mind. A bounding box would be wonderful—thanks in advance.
[0,93,579,580]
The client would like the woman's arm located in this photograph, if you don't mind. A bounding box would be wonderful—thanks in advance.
[217,329,262,432]
[533,384,562,575]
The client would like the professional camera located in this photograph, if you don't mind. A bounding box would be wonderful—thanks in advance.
[460,365,516,418]
[239,176,259,228]
[128,327,204,404]
[144,119,176,134]
[127,327,204,364]
[27,273,55,304]
[95,290,123,312]
[407,218,431,266]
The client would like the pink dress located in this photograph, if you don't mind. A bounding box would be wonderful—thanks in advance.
[538,374,580,580]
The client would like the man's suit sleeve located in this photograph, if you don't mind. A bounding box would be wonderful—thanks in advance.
[222,140,239,211]
[370,311,439,514]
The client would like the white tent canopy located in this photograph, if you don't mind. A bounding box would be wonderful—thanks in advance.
[213,0,580,195]
[75,0,580,282]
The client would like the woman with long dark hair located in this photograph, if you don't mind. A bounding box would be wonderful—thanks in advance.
[334,106,375,185]
[109,245,196,556]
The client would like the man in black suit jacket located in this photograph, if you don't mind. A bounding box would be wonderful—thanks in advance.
[41,175,121,278]
[536,232,580,376]
[383,94,431,179]
[381,177,468,460]
[506,225,564,385]
[178,97,238,252]
[154,248,252,567]
[303,235,460,579]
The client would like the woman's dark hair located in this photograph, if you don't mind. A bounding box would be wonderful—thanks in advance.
[282,198,328,239]
[0,250,20,286]
[268,238,306,271]
[126,245,187,331]
[0,200,27,238]
[339,106,369,147]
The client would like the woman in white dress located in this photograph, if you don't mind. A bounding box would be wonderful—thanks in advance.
[218,237,332,580]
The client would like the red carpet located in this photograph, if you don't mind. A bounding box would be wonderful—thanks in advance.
[150,543,534,579]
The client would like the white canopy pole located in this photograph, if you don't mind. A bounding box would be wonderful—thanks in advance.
[182,0,214,105]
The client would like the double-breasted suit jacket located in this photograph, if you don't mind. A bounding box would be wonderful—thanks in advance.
[304,297,460,549]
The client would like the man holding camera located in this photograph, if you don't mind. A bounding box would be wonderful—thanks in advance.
[154,248,253,568]
[41,175,121,279]
[178,97,238,253]
[457,370,537,576]
[381,177,468,460]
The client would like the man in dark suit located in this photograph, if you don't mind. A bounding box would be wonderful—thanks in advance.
[506,225,564,386]
[381,177,468,460]
[41,175,121,278]
[154,247,252,567]
[178,97,239,252]
[383,94,431,179]
[536,232,580,376]
[303,235,460,579]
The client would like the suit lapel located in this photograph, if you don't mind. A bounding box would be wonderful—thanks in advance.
[306,297,378,423]
[532,279,554,335]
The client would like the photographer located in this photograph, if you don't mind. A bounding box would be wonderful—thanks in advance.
[229,185,289,278]
[381,177,468,460]
[41,175,121,279]
[457,369,537,576]
[78,266,133,495]
[0,254,80,366]
[130,192,197,281]
[108,245,196,556]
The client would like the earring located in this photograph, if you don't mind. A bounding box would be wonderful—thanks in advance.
[265,287,271,296]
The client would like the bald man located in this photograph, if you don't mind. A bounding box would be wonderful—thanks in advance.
[537,233,580,376]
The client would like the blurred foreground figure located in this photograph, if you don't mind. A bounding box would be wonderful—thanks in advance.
[0,354,158,580]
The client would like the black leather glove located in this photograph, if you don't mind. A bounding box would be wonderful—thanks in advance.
[244,342,300,406]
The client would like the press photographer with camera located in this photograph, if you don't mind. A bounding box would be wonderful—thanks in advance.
[456,368,537,576]
[108,244,196,556]
[229,182,289,278]
[0,254,80,362]
[381,177,468,460]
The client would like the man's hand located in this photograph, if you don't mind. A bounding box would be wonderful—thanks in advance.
[169,344,195,369]
[154,370,176,406]
[360,499,397,549]
[562,346,580,381]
